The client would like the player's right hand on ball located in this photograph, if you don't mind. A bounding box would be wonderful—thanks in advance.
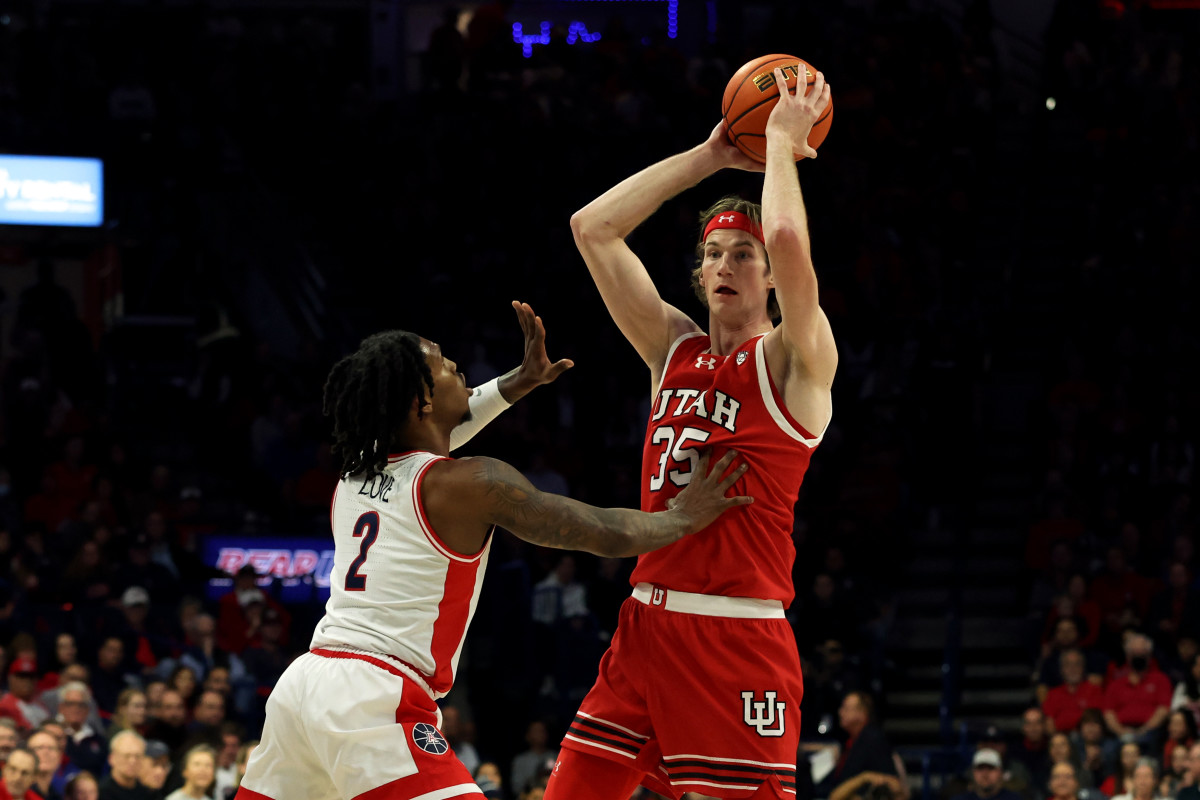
[765,67,831,160]
[667,449,753,533]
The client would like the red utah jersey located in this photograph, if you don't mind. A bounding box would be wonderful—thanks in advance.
[631,332,826,606]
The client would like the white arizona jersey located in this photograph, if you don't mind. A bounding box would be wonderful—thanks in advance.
[310,450,491,698]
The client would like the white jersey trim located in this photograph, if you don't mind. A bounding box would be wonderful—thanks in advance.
[576,710,650,740]
[309,644,437,700]
[654,331,706,396]
[563,733,639,760]
[409,784,486,800]
[408,456,487,564]
[754,336,829,447]
[662,753,798,768]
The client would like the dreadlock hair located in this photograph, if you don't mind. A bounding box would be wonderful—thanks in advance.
[322,330,433,478]
[691,195,781,321]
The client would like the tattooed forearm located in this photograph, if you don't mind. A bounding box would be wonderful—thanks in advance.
[480,459,549,523]
[475,458,687,556]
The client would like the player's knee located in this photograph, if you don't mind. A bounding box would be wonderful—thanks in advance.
[544,749,643,800]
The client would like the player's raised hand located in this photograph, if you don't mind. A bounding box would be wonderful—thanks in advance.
[704,120,766,173]
[765,67,831,160]
[512,301,574,387]
[667,449,753,533]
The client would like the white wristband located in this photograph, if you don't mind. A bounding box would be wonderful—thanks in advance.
[449,377,513,451]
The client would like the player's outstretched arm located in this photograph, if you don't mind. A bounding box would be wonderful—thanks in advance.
[450,301,574,451]
[426,450,751,558]
[570,124,757,375]
[761,68,837,387]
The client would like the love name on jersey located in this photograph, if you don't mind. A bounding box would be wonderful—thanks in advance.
[357,472,394,503]
[650,387,742,432]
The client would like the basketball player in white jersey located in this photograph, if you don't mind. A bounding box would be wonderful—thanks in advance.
[235,301,752,800]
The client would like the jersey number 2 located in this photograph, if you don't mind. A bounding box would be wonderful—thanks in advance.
[345,511,380,591]
[649,426,711,491]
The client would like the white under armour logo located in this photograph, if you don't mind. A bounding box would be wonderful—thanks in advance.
[736,352,748,365]
[742,691,786,737]
[695,356,717,370]
[717,214,736,223]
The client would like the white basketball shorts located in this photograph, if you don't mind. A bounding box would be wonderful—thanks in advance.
[235,648,484,800]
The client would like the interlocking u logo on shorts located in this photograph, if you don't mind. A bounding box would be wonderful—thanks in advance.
[741,690,786,737]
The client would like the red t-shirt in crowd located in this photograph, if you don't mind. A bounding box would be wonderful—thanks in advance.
[1043,681,1105,731]
[1104,668,1173,726]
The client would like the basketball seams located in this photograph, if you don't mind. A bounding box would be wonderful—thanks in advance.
[724,55,826,162]
[722,54,791,116]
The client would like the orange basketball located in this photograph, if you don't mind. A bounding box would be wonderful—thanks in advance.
[722,54,833,163]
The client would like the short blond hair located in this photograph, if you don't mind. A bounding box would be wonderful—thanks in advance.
[691,195,779,320]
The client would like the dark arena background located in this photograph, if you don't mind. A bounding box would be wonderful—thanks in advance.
[0,0,1197,798]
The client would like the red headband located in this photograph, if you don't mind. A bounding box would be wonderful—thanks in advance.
[702,210,764,244]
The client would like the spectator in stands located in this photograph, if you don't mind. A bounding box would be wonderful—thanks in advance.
[188,691,223,733]
[177,615,242,687]
[1045,649,1106,733]
[211,723,242,800]
[111,542,175,618]
[42,665,105,735]
[1048,733,1092,789]
[511,720,557,797]
[1011,708,1051,786]
[1149,562,1200,651]
[1173,653,1200,729]
[28,727,73,800]
[823,692,896,797]
[0,720,19,766]
[474,762,503,800]
[0,656,49,732]
[165,668,197,710]
[1101,742,1142,798]
[57,683,107,776]
[949,748,1023,800]
[163,744,215,800]
[1,747,40,800]
[99,731,152,800]
[39,634,79,693]
[440,706,480,777]
[111,587,173,679]
[1037,620,1105,703]
[201,668,231,701]
[238,607,286,721]
[1048,761,1103,800]
[1103,634,1172,748]
[1091,548,1152,643]
[1162,740,1189,798]
[1071,709,1113,785]
[1178,742,1200,800]
[63,771,99,800]
[90,638,134,715]
[1163,710,1196,776]
[215,567,289,655]
[137,741,170,800]
[225,742,257,800]
[1111,759,1164,800]
[829,770,906,800]
[142,691,187,759]
[107,690,148,742]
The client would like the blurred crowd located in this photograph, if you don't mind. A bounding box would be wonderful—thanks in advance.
[0,0,1194,799]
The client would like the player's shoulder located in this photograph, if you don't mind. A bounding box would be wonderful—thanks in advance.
[420,456,511,493]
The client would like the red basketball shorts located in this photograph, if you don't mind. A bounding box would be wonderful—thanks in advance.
[559,584,802,798]
[235,648,482,800]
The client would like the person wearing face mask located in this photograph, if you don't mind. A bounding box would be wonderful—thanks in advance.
[1104,633,1173,749]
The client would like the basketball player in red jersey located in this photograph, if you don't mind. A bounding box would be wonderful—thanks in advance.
[235,301,751,800]
[543,69,834,800]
